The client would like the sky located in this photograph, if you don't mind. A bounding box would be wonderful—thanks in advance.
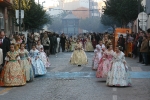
[35,0,59,7]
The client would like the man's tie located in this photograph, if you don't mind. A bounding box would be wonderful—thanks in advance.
[0,39,2,46]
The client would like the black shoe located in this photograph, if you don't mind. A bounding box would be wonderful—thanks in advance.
[78,65,81,67]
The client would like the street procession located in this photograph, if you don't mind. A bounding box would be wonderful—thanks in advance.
[0,0,150,100]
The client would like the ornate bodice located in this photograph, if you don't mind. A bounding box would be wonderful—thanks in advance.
[7,51,19,61]
[75,43,82,50]
[18,49,29,60]
[112,52,125,62]
[30,49,39,58]
[105,50,114,60]
[36,45,43,51]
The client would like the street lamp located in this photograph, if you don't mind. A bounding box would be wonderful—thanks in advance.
[0,13,3,30]
[0,13,3,18]
[42,1,45,8]
[19,0,21,32]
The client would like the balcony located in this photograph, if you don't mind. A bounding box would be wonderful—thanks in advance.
[0,0,12,7]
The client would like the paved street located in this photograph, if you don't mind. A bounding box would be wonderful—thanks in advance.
[0,52,150,100]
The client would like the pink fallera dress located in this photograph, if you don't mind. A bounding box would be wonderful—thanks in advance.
[96,49,114,78]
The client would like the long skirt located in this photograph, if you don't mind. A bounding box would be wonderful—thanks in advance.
[106,62,131,86]
[70,50,88,65]
[85,42,94,51]
[39,52,51,68]
[31,58,47,76]
[92,53,102,70]
[20,59,34,82]
[0,61,26,86]
[96,58,111,78]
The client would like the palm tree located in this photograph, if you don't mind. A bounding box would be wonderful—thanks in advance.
[12,0,31,10]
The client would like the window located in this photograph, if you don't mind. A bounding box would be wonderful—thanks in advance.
[0,13,4,30]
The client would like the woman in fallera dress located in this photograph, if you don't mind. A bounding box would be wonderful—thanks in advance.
[96,44,114,78]
[102,34,111,47]
[85,37,94,52]
[36,40,43,51]
[70,37,76,51]
[30,45,47,76]
[70,39,88,66]
[92,45,102,70]
[36,41,50,68]
[106,46,131,86]
[18,43,34,82]
[39,47,51,68]
[0,44,26,86]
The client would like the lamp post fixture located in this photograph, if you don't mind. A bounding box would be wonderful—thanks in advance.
[0,13,3,30]
[19,0,21,32]
[42,1,45,8]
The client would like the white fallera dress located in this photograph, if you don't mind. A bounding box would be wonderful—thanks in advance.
[92,44,105,70]
[39,50,51,68]
[106,52,131,86]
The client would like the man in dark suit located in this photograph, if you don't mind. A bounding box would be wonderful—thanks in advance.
[117,34,125,52]
[60,33,66,52]
[0,31,10,66]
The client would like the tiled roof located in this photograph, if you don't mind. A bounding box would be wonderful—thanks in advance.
[63,14,79,19]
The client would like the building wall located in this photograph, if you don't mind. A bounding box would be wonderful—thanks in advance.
[146,0,150,29]
[0,0,16,35]
[72,7,89,19]
[47,7,63,17]
[60,0,88,10]
[63,1,80,10]
[147,16,150,29]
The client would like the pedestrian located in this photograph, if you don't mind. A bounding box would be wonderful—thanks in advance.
[0,48,3,73]
[30,45,47,76]
[39,46,51,68]
[56,34,60,53]
[117,34,125,52]
[49,33,55,54]
[106,46,131,87]
[18,43,34,82]
[137,31,144,63]
[85,37,94,52]
[140,35,149,65]
[96,44,114,78]
[36,40,43,51]
[53,33,57,54]
[42,33,50,55]
[92,37,97,49]
[27,34,34,51]
[0,31,10,67]
[92,45,102,70]
[60,33,66,52]
[70,39,88,66]
[0,43,26,86]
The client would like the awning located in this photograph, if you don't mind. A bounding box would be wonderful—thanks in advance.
[0,0,12,7]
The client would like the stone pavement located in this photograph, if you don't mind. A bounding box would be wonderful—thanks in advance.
[0,52,150,100]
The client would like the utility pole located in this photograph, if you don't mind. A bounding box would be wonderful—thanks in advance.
[89,0,90,17]
[38,0,39,4]
[19,0,21,32]
[42,1,45,8]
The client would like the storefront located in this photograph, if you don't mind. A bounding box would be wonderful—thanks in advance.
[0,0,12,35]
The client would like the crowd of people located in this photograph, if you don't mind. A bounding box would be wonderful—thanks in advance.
[118,29,150,66]
[69,33,131,86]
[0,31,50,86]
[0,28,149,87]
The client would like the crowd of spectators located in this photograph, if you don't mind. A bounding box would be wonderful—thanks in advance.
[118,28,150,66]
